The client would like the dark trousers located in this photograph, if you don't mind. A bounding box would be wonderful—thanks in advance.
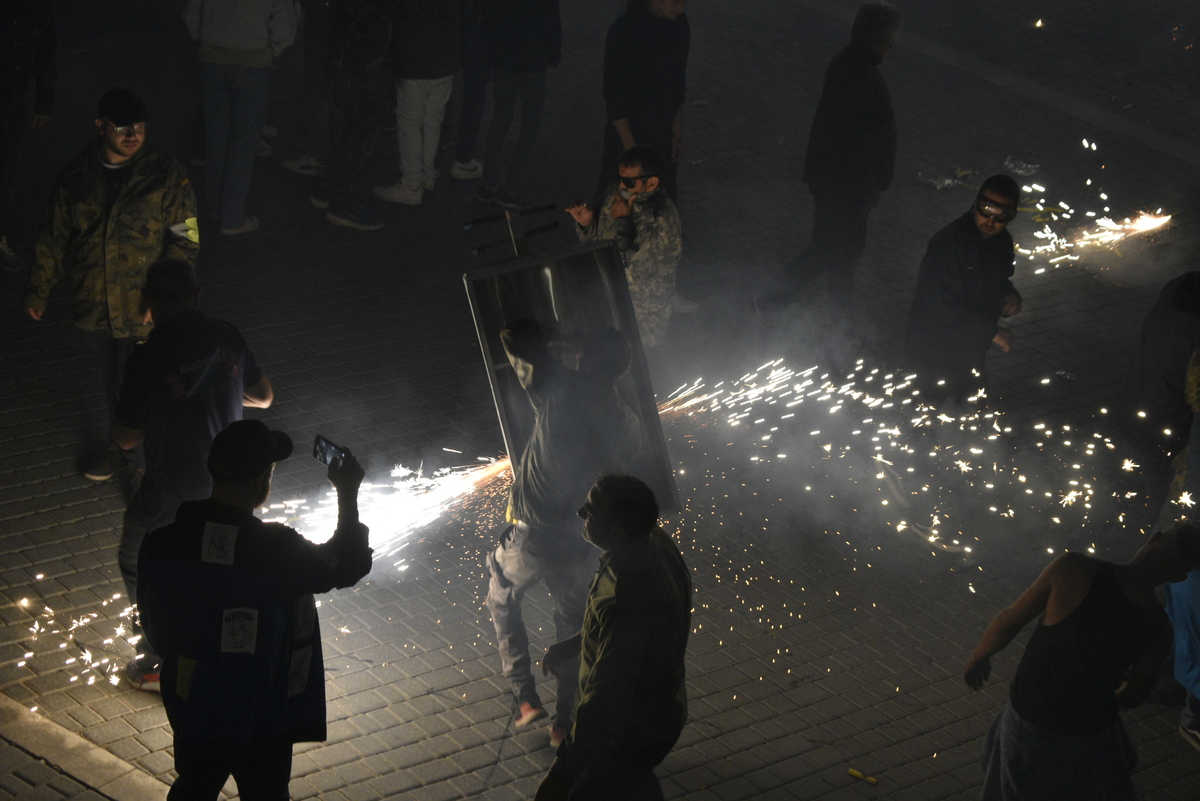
[453,27,491,164]
[169,738,293,801]
[0,93,28,236]
[568,741,676,801]
[759,190,871,309]
[481,70,546,194]
[326,91,386,215]
[300,0,334,163]
[80,329,136,442]
[201,63,272,229]
[598,118,678,202]
[485,524,595,728]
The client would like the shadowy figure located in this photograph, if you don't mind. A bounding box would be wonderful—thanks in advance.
[23,89,199,482]
[963,523,1200,801]
[185,0,296,235]
[486,322,644,745]
[535,473,691,801]
[568,146,681,348]
[599,0,688,204]
[111,259,274,691]
[282,0,339,176]
[138,421,372,800]
[475,0,561,209]
[0,0,55,273]
[450,0,490,180]
[757,1,899,313]
[1174,408,1200,753]
[373,0,461,206]
[903,175,1022,405]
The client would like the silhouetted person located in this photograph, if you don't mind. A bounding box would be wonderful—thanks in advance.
[536,473,691,801]
[487,322,644,747]
[568,146,681,347]
[112,259,274,690]
[185,0,296,235]
[964,523,1200,800]
[1175,413,1200,753]
[757,1,899,313]
[23,88,199,481]
[139,421,372,800]
[599,0,688,204]
[475,0,561,208]
[282,0,338,176]
[320,0,400,230]
[0,0,55,273]
[450,0,489,180]
[903,175,1022,405]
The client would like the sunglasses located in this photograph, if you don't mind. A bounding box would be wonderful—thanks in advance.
[106,121,145,137]
[974,198,1015,224]
[619,173,655,189]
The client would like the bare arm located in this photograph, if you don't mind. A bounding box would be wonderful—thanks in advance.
[963,553,1087,689]
[243,375,273,409]
[611,117,636,152]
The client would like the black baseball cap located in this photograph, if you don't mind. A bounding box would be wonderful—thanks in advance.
[207,420,293,482]
[97,88,147,126]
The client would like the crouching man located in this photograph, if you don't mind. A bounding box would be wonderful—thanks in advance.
[138,420,372,800]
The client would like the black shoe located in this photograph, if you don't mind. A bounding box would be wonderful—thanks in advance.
[82,449,125,482]
[310,189,332,210]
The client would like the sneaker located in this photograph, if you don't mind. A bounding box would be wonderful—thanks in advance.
[326,204,384,231]
[1182,724,1200,754]
[282,153,326,177]
[475,185,499,203]
[310,189,332,210]
[260,125,278,139]
[125,657,161,693]
[373,181,423,205]
[672,293,700,313]
[255,137,273,157]
[514,701,547,728]
[0,235,24,273]
[549,725,569,748]
[423,168,440,192]
[82,448,124,482]
[220,216,259,236]
[494,189,523,211]
[451,159,483,180]
[188,155,205,167]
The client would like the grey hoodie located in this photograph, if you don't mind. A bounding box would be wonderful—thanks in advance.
[184,0,297,67]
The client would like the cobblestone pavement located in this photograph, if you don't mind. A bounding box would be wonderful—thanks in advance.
[2,0,1199,798]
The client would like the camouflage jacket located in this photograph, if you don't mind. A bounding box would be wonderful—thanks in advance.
[577,185,681,347]
[24,139,199,338]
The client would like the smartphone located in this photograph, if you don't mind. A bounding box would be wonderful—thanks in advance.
[312,435,345,467]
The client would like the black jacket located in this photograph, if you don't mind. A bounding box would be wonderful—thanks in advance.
[803,40,895,197]
[903,212,1018,382]
[479,0,560,73]
[602,1,689,130]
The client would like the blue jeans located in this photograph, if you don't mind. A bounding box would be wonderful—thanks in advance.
[481,70,546,193]
[1183,693,1200,731]
[201,63,272,229]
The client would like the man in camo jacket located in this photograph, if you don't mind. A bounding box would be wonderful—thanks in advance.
[23,87,199,480]
[568,145,681,348]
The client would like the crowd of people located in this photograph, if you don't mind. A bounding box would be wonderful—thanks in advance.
[4,0,1200,799]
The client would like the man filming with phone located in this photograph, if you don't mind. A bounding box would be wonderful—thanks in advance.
[137,421,372,800]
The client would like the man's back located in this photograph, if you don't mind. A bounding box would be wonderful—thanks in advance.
[115,309,261,496]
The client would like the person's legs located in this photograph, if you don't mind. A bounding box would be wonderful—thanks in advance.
[301,0,333,163]
[758,191,868,310]
[219,65,272,228]
[1183,692,1200,731]
[328,92,384,216]
[485,525,545,707]
[229,738,293,801]
[567,742,675,801]
[823,196,871,306]
[200,63,232,223]
[395,78,425,191]
[453,32,490,166]
[543,551,598,730]
[168,740,233,801]
[481,71,519,190]
[421,75,454,177]
[501,72,546,195]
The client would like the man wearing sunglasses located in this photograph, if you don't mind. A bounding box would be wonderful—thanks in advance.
[568,145,681,348]
[903,174,1023,404]
[23,88,199,481]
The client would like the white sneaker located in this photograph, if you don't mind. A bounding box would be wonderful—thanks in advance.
[423,168,440,191]
[451,159,483,180]
[373,181,423,205]
[282,153,326,176]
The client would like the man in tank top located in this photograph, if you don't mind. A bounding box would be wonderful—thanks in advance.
[963,522,1200,800]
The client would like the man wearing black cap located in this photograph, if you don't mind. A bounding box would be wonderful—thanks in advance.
[138,420,372,799]
[903,174,1023,405]
[23,87,199,481]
